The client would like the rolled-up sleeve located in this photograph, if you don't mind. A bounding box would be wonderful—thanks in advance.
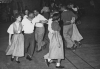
[39,14,47,21]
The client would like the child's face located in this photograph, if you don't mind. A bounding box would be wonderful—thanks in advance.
[17,16,22,22]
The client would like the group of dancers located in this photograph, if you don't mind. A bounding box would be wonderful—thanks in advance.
[5,4,83,68]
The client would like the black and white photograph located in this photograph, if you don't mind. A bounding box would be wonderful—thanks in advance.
[0,0,100,69]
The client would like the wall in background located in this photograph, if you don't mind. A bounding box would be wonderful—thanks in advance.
[12,0,42,11]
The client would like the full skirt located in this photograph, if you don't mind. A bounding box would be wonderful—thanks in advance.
[71,24,83,41]
[6,34,24,57]
[44,31,64,59]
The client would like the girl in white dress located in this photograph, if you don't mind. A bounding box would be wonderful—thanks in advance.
[69,4,83,48]
[6,14,24,63]
[71,23,83,45]
[71,11,83,49]
[44,13,64,68]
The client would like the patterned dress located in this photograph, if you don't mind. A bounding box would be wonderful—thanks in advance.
[6,22,24,57]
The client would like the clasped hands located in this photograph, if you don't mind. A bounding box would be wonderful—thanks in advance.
[39,20,48,23]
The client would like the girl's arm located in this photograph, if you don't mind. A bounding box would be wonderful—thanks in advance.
[71,17,75,24]
[9,34,12,45]
[48,19,54,33]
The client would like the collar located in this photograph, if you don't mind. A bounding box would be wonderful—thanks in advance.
[63,10,67,12]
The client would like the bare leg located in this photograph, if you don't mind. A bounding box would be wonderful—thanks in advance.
[16,57,20,63]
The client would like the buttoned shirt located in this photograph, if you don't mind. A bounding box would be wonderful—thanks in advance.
[22,18,35,34]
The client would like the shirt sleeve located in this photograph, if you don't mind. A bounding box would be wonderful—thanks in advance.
[39,14,47,20]
[7,24,14,34]
[32,18,39,23]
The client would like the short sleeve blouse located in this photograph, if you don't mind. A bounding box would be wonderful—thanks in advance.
[7,23,14,34]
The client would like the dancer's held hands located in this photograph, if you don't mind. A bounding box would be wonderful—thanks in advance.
[39,20,48,23]
[51,30,55,33]
[71,17,75,24]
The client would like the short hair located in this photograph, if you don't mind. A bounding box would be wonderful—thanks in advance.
[28,11,34,16]
[14,13,21,19]
[52,13,60,21]
[33,9,40,13]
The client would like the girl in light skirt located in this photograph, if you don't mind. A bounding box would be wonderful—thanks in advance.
[44,13,64,68]
[6,14,24,63]
[71,16,83,49]
[71,23,83,44]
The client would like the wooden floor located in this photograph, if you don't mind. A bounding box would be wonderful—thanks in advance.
[0,15,100,69]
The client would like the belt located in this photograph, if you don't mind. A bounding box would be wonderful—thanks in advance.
[24,33,33,34]
[63,21,71,25]
[14,33,22,34]
[63,23,71,25]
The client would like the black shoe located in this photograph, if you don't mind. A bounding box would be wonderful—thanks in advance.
[42,44,46,49]
[36,49,42,52]
[45,59,50,67]
[79,43,82,47]
[71,44,77,51]
[26,55,32,61]
[11,58,14,61]
[16,60,20,63]
[56,66,64,68]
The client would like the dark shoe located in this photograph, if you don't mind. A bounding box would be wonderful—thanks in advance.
[74,41,79,46]
[45,59,50,67]
[79,43,82,47]
[11,58,14,61]
[16,60,20,63]
[42,44,46,49]
[36,49,42,52]
[56,66,64,68]
[26,55,32,61]
[71,44,77,51]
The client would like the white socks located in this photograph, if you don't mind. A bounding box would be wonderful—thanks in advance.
[12,56,14,58]
[48,58,51,62]
[56,63,60,66]
[16,57,19,61]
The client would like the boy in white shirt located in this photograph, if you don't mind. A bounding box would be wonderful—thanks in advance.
[32,10,48,52]
[22,12,35,61]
